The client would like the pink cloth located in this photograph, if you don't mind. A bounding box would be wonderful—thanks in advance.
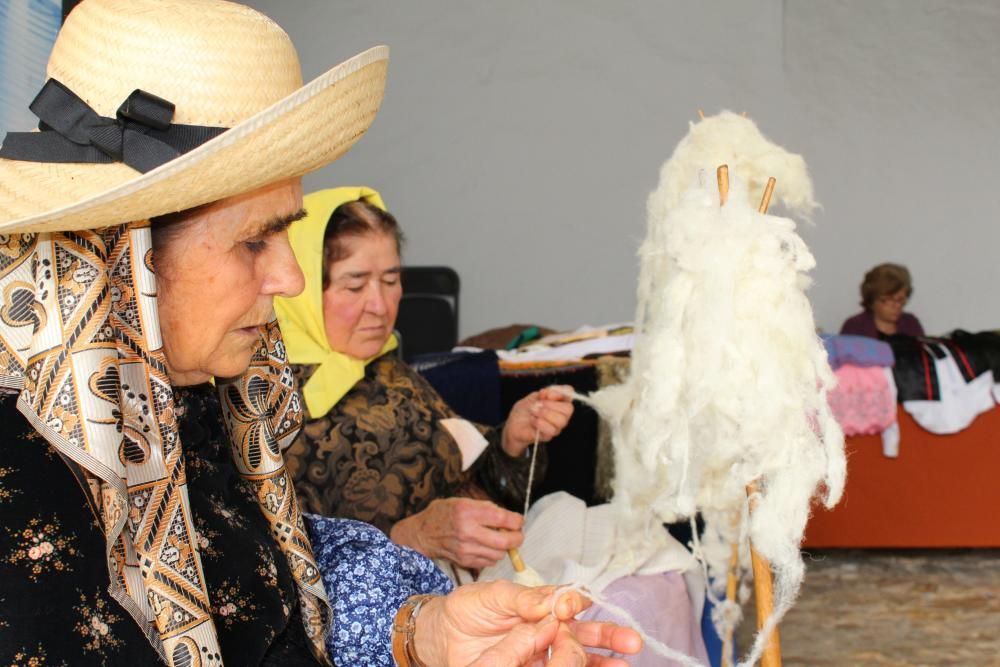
[827,364,897,435]
[579,572,709,667]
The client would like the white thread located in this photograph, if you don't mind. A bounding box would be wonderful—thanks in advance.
[523,425,541,515]
[512,417,545,587]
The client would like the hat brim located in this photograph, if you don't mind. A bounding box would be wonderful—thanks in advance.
[0,46,389,233]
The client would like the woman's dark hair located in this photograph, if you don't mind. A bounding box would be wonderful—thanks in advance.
[149,203,212,273]
[860,263,913,309]
[322,199,404,289]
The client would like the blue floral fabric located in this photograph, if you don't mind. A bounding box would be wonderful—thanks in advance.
[305,513,453,665]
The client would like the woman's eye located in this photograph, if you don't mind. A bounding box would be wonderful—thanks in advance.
[346,285,365,293]
[382,278,399,286]
[244,239,267,254]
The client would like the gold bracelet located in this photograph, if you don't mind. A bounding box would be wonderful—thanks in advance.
[391,594,436,667]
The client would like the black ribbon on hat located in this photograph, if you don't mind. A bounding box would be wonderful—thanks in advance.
[0,79,228,174]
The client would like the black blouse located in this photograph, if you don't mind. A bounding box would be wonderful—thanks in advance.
[0,385,320,666]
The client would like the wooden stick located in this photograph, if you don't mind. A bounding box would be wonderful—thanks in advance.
[717,165,752,664]
[717,165,729,206]
[508,548,526,573]
[749,179,782,667]
[747,482,782,667]
[758,177,776,214]
[715,174,782,666]
[721,540,740,667]
[698,109,706,120]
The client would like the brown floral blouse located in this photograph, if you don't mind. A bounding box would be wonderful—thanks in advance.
[285,356,543,533]
[0,386,319,666]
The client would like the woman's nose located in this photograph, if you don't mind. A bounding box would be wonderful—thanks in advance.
[365,283,389,315]
[264,234,305,298]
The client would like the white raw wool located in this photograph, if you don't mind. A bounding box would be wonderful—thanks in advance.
[585,114,845,666]
[511,565,546,587]
[649,110,819,220]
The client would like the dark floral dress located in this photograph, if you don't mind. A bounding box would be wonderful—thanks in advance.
[0,385,316,666]
[285,356,544,533]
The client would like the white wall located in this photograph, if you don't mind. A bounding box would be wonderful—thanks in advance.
[0,0,61,133]
[246,0,1000,338]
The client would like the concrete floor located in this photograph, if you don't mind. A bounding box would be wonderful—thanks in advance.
[735,549,1000,666]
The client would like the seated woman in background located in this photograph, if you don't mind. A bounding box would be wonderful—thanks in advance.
[277,188,710,666]
[276,187,574,570]
[840,263,925,338]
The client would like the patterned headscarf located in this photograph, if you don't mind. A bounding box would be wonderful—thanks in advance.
[0,223,331,665]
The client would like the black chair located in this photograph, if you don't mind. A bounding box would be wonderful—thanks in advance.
[396,266,459,362]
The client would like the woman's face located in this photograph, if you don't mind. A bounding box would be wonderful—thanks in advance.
[322,232,402,360]
[156,179,306,385]
[872,288,908,324]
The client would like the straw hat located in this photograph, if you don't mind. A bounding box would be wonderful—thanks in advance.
[0,0,388,233]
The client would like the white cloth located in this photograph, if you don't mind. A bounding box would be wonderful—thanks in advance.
[439,418,489,471]
[489,324,635,363]
[903,349,996,434]
[467,492,705,620]
[881,422,900,458]
[880,367,900,457]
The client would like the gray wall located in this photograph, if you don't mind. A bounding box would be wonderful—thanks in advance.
[246,0,1000,338]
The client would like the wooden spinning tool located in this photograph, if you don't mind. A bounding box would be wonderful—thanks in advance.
[716,165,782,667]
[507,547,527,574]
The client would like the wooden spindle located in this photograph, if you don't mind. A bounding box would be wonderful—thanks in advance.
[507,548,526,573]
[751,178,782,667]
[759,177,776,214]
[721,539,740,667]
[747,481,782,666]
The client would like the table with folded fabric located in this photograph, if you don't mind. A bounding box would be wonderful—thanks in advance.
[415,329,1000,549]
[806,331,1000,548]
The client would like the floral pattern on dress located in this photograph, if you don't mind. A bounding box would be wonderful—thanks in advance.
[72,590,124,656]
[306,514,453,666]
[3,516,79,581]
[254,541,282,592]
[0,465,19,504]
[193,516,223,560]
[5,644,67,667]
[1,389,312,665]
[205,493,250,531]
[211,578,262,629]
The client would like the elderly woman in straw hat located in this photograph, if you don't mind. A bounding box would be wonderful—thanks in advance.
[0,1,641,665]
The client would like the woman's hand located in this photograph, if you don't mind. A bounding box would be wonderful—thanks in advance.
[390,498,524,569]
[412,581,642,666]
[501,386,575,458]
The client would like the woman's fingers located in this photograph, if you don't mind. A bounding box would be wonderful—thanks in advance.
[468,499,524,531]
[443,499,525,568]
[468,617,560,667]
[502,585,592,624]
[449,498,523,532]
[532,408,571,441]
[569,620,643,656]
[585,655,633,667]
[544,621,592,667]
[538,385,576,403]
[468,523,524,551]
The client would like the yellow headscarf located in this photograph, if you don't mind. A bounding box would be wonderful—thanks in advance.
[275,187,398,418]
